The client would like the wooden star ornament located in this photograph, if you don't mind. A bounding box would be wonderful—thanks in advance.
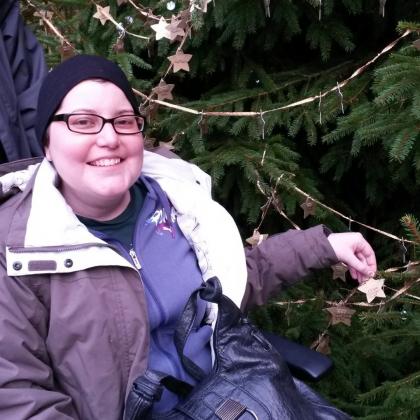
[167,16,185,41]
[59,43,74,61]
[93,5,111,25]
[168,50,193,73]
[314,335,331,355]
[151,17,172,41]
[246,230,268,247]
[357,278,386,303]
[300,197,317,218]
[151,80,175,101]
[34,10,53,26]
[331,263,348,282]
[325,304,356,326]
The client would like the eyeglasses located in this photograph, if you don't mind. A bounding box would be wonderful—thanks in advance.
[51,113,145,135]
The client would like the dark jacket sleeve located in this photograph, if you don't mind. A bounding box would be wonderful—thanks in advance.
[0,258,79,419]
[241,225,338,311]
[0,0,47,162]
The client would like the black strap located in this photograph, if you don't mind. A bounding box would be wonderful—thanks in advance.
[173,286,207,381]
[173,277,224,382]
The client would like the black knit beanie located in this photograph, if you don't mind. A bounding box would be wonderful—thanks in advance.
[35,54,139,147]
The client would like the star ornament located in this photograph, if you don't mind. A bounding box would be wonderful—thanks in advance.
[331,263,348,282]
[93,5,111,25]
[325,305,356,326]
[245,230,268,247]
[300,197,317,218]
[34,10,53,26]
[167,16,185,41]
[151,80,175,101]
[151,17,172,41]
[168,50,192,73]
[314,335,331,355]
[358,278,386,303]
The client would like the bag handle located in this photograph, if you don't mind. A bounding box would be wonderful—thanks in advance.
[174,277,223,381]
[124,370,193,420]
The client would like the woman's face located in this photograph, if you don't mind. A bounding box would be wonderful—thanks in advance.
[45,80,144,219]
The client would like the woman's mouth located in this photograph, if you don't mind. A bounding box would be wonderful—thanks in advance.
[88,158,122,167]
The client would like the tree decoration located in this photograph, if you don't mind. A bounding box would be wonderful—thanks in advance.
[245,229,269,247]
[151,80,175,101]
[33,9,53,26]
[167,16,186,41]
[167,50,192,72]
[151,16,173,40]
[300,197,316,218]
[331,263,348,282]
[358,278,386,303]
[325,304,356,326]
[93,5,111,25]
[59,43,74,61]
[314,334,331,355]
[113,37,125,54]
[192,0,212,13]
[167,1,176,11]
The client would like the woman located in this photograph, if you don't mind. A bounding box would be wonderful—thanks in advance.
[0,55,376,419]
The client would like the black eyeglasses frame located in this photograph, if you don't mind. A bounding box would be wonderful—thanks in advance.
[51,113,145,135]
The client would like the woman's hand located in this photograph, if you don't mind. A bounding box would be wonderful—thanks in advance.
[327,232,377,283]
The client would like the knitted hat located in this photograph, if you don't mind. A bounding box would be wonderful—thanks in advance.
[35,54,139,146]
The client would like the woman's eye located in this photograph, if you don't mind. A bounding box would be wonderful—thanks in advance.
[72,116,96,127]
[115,117,135,127]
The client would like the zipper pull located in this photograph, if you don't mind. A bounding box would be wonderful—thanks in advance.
[129,248,142,269]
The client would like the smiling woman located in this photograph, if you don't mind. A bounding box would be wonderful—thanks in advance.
[0,54,376,420]
[45,79,144,220]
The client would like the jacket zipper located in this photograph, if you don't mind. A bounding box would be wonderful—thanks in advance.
[129,248,142,269]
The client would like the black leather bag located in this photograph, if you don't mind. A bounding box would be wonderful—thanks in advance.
[125,277,350,420]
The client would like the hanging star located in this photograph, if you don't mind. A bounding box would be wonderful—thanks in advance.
[199,115,209,136]
[151,17,172,40]
[314,335,331,355]
[168,50,192,72]
[93,5,111,25]
[113,37,125,54]
[152,80,175,101]
[325,305,356,326]
[245,230,268,247]
[59,43,74,62]
[300,197,317,218]
[331,263,348,282]
[358,278,386,303]
[34,10,53,26]
[167,16,185,41]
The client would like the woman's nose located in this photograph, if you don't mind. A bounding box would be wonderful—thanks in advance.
[96,121,119,148]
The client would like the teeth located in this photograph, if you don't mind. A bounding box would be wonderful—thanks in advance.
[90,158,121,167]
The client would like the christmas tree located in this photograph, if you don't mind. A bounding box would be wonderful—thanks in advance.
[21,0,420,417]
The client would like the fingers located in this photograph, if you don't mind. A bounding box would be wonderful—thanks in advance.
[327,231,377,283]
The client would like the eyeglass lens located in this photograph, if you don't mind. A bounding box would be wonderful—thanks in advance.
[68,114,143,134]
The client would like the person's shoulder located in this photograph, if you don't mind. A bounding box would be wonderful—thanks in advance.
[0,158,40,241]
[143,149,212,193]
